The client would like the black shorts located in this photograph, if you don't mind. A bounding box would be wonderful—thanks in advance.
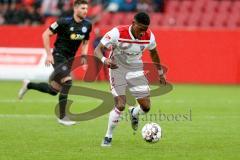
[49,52,74,84]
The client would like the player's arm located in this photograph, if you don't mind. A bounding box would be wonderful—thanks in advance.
[94,28,119,69]
[42,28,55,66]
[43,19,64,66]
[81,40,89,55]
[80,23,92,65]
[149,47,166,85]
[94,42,118,69]
[80,40,89,65]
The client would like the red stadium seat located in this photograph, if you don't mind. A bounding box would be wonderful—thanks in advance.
[179,0,193,13]
[162,14,177,27]
[95,0,239,29]
[165,0,180,13]
[204,0,219,13]
[193,0,206,13]
[232,1,240,13]
[175,12,189,27]
[150,13,163,26]
[88,5,102,17]
[218,0,232,13]
[213,13,229,28]
[44,17,57,26]
[187,11,202,27]
[112,12,125,26]
[99,12,113,26]
[122,12,136,25]
[200,12,215,28]
[227,11,240,29]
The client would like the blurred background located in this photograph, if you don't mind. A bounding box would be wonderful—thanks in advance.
[0,0,239,27]
[0,0,239,83]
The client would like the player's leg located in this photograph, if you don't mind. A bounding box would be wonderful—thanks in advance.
[129,96,151,131]
[52,56,76,125]
[133,97,151,116]
[27,81,59,95]
[18,79,59,100]
[58,77,72,120]
[45,75,75,126]
[18,53,66,100]
[102,95,126,147]
[103,95,126,145]
[47,54,76,125]
[102,67,127,147]
[126,70,151,131]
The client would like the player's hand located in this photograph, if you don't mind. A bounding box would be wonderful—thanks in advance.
[104,58,118,69]
[80,55,88,70]
[159,75,167,85]
[45,54,54,66]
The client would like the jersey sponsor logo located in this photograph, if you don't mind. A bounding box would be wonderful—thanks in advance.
[70,27,74,31]
[104,34,111,41]
[62,65,68,71]
[51,22,59,30]
[120,50,140,56]
[70,33,85,40]
[81,26,87,33]
[112,120,119,123]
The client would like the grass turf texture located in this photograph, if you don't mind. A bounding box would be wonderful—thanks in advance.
[0,81,239,160]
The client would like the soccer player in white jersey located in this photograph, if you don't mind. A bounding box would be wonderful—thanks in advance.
[94,12,166,146]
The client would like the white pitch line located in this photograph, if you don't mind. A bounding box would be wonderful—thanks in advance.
[0,99,56,103]
[0,99,238,104]
[0,114,238,121]
[0,99,100,103]
[0,99,181,103]
[0,114,54,119]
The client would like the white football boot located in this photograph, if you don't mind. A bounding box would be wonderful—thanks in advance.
[57,116,77,126]
[18,79,30,100]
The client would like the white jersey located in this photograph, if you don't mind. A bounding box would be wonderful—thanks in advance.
[100,25,156,69]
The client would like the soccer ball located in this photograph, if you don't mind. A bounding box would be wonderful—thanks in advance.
[141,122,162,143]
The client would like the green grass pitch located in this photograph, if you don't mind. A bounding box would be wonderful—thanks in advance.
[0,81,239,160]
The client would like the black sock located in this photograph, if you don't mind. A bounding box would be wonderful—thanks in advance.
[59,80,72,119]
[27,82,58,96]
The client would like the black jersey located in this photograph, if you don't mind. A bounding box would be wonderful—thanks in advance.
[49,17,92,57]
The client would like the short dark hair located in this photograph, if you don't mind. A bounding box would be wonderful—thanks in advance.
[134,12,150,25]
[74,0,88,6]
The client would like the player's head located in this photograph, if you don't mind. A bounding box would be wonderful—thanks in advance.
[132,12,150,39]
[73,0,88,19]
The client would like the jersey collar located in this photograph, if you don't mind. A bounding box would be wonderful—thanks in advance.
[73,16,84,24]
[129,25,137,40]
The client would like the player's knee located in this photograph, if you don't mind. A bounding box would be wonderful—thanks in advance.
[114,96,126,111]
[138,98,151,113]
[141,104,151,113]
[62,79,72,86]
[61,76,72,84]
[48,85,59,96]
[49,80,62,95]
[60,80,72,95]
[49,90,58,96]
[116,104,126,111]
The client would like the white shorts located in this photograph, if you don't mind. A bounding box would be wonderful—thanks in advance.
[109,65,150,99]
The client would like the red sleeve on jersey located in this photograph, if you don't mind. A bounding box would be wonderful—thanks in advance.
[140,29,151,41]
[117,25,132,39]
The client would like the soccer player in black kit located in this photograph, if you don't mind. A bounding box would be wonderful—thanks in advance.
[18,0,92,126]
